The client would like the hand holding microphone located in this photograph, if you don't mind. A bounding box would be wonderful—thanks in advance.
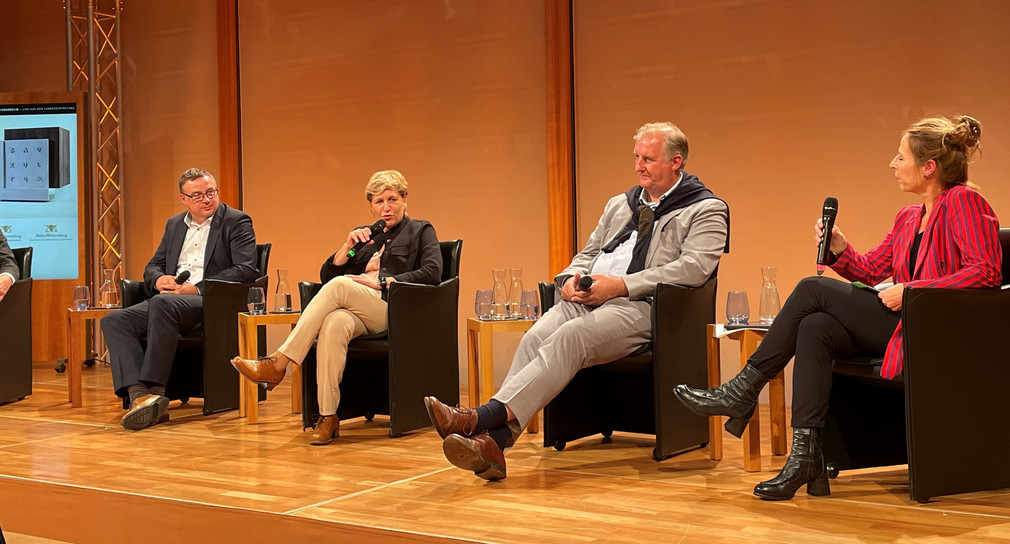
[815,197,846,275]
[346,219,386,258]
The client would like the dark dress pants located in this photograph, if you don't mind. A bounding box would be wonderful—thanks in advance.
[100,294,203,397]
[747,276,900,428]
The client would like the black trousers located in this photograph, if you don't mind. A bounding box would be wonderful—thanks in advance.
[100,294,203,397]
[748,276,900,428]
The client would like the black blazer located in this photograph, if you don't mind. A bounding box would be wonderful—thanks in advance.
[143,203,258,295]
[320,216,442,299]
[0,232,18,281]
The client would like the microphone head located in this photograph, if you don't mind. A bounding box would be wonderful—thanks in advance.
[577,275,594,291]
[822,197,839,219]
[174,270,191,284]
[371,219,386,233]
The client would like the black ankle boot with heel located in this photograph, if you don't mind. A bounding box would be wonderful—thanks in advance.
[753,427,830,500]
[672,363,770,437]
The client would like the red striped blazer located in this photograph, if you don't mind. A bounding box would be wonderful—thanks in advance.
[831,184,1001,378]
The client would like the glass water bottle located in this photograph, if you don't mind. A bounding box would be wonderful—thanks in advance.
[759,266,781,325]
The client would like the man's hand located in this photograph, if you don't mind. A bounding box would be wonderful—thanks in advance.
[569,274,628,307]
[878,283,904,311]
[174,282,200,295]
[155,275,179,293]
[0,274,13,302]
[560,274,580,302]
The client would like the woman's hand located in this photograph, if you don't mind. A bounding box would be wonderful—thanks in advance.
[347,273,380,290]
[814,218,848,256]
[332,227,378,266]
[878,283,904,311]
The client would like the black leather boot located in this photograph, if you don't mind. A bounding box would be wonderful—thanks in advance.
[753,427,830,500]
[673,363,769,437]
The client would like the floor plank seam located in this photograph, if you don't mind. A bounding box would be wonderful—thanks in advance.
[284,466,456,514]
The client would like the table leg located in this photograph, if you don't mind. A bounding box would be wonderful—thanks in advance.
[769,370,787,455]
[291,362,302,414]
[467,325,480,408]
[740,330,761,472]
[238,319,260,423]
[706,324,722,461]
[478,326,494,406]
[67,312,84,408]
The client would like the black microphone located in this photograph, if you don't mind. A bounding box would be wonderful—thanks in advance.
[816,197,839,275]
[577,275,594,291]
[174,270,191,284]
[346,219,386,258]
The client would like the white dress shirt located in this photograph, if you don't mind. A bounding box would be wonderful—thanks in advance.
[590,173,683,278]
[176,212,215,285]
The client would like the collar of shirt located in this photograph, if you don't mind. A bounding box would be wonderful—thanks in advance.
[183,210,216,229]
[639,172,684,210]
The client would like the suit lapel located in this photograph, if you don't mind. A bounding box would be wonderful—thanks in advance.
[203,204,226,274]
[165,217,188,276]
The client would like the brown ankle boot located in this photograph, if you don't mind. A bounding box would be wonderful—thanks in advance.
[230,356,287,390]
[310,415,340,445]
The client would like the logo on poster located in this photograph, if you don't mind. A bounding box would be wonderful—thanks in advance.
[45,225,58,232]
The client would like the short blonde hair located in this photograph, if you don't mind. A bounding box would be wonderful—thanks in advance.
[634,122,689,165]
[364,169,408,202]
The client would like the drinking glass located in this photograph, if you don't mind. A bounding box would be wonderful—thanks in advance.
[72,285,90,311]
[474,289,493,320]
[520,289,539,320]
[726,291,750,325]
[247,287,266,315]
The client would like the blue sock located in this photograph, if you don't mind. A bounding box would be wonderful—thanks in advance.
[488,424,512,450]
[474,399,508,434]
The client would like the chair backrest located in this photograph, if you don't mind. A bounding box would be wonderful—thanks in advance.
[1000,228,1010,287]
[11,247,32,279]
[256,243,272,277]
[439,239,462,282]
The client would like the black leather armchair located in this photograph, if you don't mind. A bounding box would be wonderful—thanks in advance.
[119,243,271,414]
[823,228,1010,502]
[538,277,717,460]
[0,247,33,403]
[299,239,462,437]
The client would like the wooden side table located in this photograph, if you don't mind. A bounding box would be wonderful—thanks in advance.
[237,312,303,424]
[66,307,118,407]
[706,324,787,472]
[465,317,540,433]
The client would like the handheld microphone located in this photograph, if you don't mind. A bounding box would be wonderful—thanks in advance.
[174,270,191,284]
[816,197,839,275]
[577,275,594,291]
[346,220,386,258]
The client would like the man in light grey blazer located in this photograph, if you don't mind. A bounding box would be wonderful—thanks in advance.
[425,122,730,480]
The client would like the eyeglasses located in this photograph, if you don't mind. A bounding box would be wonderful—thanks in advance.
[181,188,219,202]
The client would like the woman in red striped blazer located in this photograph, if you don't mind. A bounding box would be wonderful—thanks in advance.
[675,115,1001,500]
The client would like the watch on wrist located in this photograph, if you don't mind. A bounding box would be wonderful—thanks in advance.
[379,275,388,293]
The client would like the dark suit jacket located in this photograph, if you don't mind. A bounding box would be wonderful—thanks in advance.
[143,203,258,295]
[319,216,442,300]
[0,231,18,281]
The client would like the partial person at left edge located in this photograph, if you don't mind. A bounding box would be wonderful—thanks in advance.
[0,230,19,302]
[101,168,258,431]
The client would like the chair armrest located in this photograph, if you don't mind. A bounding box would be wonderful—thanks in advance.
[121,279,148,308]
[538,282,556,313]
[652,278,718,392]
[299,281,323,310]
[901,286,1010,500]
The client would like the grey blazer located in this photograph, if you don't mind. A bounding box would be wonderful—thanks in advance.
[0,231,19,281]
[557,194,728,300]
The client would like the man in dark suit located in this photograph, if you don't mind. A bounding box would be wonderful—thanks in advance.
[0,231,18,302]
[101,168,258,430]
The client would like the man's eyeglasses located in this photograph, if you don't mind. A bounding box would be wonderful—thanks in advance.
[181,188,219,202]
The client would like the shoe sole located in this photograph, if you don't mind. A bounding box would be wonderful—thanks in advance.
[122,396,169,431]
[424,397,450,439]
[442,435,505,481]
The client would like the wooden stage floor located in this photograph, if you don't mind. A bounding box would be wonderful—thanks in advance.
[1,361,1009,543]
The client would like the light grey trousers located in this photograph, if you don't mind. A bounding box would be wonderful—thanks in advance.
[492,297,652,428]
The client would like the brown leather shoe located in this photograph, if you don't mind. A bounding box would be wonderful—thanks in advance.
[230,356,286,390]
[310,415,340,446]
[424,396,478,439]
[122,394,169,431]
[442,431,506,481]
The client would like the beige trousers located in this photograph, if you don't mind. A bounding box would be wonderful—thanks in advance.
[278,276,387,415]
